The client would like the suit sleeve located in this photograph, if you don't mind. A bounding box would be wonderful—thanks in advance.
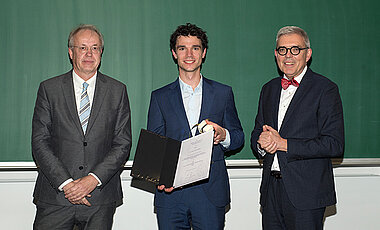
[32,82,71,189]
[222,87,244,151]
[147,91,165,136]
[250,87,265,159]
[286,83,344,161]
[91,85,132,187]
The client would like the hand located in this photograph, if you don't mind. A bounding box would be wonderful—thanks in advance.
[258,125,287,154]
[157,185,174,193]
[79,197,92,206]
[63,175,98,205]
[63,182,92,206]
[258,125,277,154]
[69,197,92,206]
[205,120,226,145]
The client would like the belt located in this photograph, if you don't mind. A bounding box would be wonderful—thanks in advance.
[270,171,282,179]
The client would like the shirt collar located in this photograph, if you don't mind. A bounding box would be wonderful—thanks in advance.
[178,74,203,94]
[72,70,97,88]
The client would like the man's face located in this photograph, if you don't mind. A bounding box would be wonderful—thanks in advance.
[275,33,312,79]
[68,29,102,80]
[172,35,206,74]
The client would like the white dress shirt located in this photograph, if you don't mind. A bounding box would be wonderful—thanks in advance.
[257,66,307,171]
[73,71,96,115]
[58,71,101,191]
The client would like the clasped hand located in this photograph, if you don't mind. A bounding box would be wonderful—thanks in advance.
[258,125,287,154]
[63,175,98,206]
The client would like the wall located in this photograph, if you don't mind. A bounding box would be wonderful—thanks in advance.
[1,0,380,162]
[1,164,379,229]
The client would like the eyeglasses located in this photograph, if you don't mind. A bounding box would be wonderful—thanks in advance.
[72,46,102,54]
[276,46,309,56]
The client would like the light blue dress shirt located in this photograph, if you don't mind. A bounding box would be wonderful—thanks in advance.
[178,75,230,148]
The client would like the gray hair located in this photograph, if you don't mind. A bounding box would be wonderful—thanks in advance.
[276,26,310,48]
[68,24,104,49]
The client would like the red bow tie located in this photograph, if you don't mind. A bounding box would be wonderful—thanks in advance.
[281,78,299,90]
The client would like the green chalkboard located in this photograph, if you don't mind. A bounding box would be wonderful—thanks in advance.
[0,0,379,162]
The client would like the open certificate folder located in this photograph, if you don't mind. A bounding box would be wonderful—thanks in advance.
[131,129,214,188]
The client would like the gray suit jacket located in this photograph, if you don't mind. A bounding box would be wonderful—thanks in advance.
[32,70,131,206]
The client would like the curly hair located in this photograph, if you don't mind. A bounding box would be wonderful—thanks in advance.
[170,23,208,64]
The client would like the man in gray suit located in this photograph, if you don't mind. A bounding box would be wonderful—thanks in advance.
[32,24,131,229]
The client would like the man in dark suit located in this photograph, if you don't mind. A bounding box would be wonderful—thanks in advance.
[32,24,131,229]
[251,26,344,230]
[147,23,244,229]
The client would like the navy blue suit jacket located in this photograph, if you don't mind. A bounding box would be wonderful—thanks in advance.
[147,77,244,208]
[251,68,344,210]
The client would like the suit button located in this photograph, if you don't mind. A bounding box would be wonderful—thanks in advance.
[79,166,84,170]
[83,142,87,146]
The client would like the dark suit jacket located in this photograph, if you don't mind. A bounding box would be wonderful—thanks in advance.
[32,70,131,206]
[147,77,244,208]
[251,68,344,210]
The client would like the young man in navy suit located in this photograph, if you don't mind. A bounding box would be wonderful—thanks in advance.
[147,23,244,229]
[251,26,344,230]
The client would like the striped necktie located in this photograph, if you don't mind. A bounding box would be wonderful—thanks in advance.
[79,82,91,133]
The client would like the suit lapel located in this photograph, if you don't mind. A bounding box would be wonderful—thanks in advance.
[271,78,282,131]
[168,79,192,135]
[61,71,84,137]
[199,77,215,124]
[279,69,313,134]
[86,72,108,135]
